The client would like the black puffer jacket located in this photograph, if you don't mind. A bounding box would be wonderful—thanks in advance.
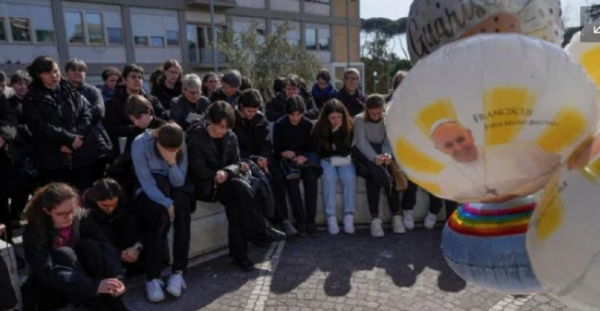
[74,83,113,162]
[0,94,18,161]
[170,95,211,131]
[8,95,33,150]
[23,80,94,169]
[333,87,366,117]
[233,110,272,162]
[104,85,167,157]
[187,124,242,200]
[265,88,320,122]
[151,76,181,111]
[209,88,240,107]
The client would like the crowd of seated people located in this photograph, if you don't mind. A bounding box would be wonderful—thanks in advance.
[0,56,455,311]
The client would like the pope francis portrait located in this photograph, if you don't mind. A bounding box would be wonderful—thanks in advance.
[431,120,561,202]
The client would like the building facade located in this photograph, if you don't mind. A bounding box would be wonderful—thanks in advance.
[0,0,362,89]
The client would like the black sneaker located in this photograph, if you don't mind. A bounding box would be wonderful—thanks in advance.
[282,220,298,236]
[307,223,320,238]
[234,257,255,273]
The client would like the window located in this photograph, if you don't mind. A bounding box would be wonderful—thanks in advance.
[318,28,330,51]
[65,12,83,43]
[272,20,300,46]
[150,36,164,47]
[0,18,5,41]
[305,28,316,50]
[86,13,104,44]
[166,30,179,46]
[63,7,123,46]
[107,27,122,44]
[232,17,266,46]
[1,4,54,44]
[187,24,225,64]
[131,11,179,48]
[306,0,330,3]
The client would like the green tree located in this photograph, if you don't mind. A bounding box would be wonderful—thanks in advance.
[218,21,321,100]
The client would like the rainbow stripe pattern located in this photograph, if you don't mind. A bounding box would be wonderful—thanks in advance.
[447,200,537,237]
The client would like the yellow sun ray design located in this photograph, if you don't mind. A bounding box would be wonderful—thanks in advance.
[535,171,564,242]
[536,106,587,154]
[414,99,458,139]
[482,87,538,146]
[580,45,600,93]
[395,136,445,175]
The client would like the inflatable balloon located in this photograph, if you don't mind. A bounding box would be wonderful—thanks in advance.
[407,0,565,63]
[566,24,600,93]
[527,135,600,311]
[442,196,542,294]
[385,34,599,203]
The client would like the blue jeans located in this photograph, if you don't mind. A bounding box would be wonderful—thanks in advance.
[321,159,356,217]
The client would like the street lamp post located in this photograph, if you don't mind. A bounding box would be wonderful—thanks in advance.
[373,71,378,93]
[210,0,218,72]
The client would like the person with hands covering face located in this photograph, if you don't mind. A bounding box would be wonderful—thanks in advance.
[22,183,128,311]
[187,101,286,273]
[0,222,18,311]
[83,178,144,276]
[131,122,192,303]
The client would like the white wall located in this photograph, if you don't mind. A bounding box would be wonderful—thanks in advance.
[68,46,126,63]
[134,47,181,63]
[236,0,265,9]
[305,2,330,16]
[0,44,58,63]
[185,10,226,24]
[270,0,300,12]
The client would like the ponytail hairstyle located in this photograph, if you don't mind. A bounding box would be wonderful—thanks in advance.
[24,183,80,245]
[312,99,353,153]
[153,122,185,162]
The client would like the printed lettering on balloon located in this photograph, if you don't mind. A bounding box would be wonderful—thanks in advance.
[409,0,498,59]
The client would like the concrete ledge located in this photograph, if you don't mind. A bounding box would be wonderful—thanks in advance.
[172,177,448,258]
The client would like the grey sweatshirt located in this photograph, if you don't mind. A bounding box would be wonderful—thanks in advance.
[353,113,392,162]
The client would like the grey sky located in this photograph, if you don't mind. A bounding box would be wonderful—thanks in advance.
[360,0,597,58]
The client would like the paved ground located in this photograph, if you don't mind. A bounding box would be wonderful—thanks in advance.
[120,227,574,311]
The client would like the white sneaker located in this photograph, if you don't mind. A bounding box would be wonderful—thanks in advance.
[392,215,406,234]
[327,215,339,235]
[370,218,384,237]
[146,279,165,303]
[166,273,187,298]
[344,214,355,234]
[402,210,415,230]
[424,212,437,229]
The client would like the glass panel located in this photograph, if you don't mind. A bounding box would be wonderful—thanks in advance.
[104,11,122,28]
[318,28,330,51]
[107,27,122,44]
[131,14,147,37]
[86,13,104,44]
[10,17,30,42]
[31,6,54,31]
[134,36,148,45]
[166,30,179,46]
[305,28,316,50]
[0,18,5,41]
[36,30,54,43]
[65,11,84,43]
[200,26,208,48]
[187,25,198,63]
[150,36,164,47]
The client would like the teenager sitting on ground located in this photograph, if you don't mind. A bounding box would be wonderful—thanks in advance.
[105,63,167,158]
[209,70,241,107]
[23,183,128,311]
[233,89,298,237]
[82,178,144,277]
[312,99,357,235]
[266,74,320,122]
[131,122,193,303]
[273,96,321,237]
[187,101,286,272]
[170,74,211,131]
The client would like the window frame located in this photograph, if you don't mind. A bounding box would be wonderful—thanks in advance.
[132,12,180,49]
[1,3,56,45]
[63,7,124,47]
[187,23,226,64]
[305,23,330,52]
[0,17,7,42]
